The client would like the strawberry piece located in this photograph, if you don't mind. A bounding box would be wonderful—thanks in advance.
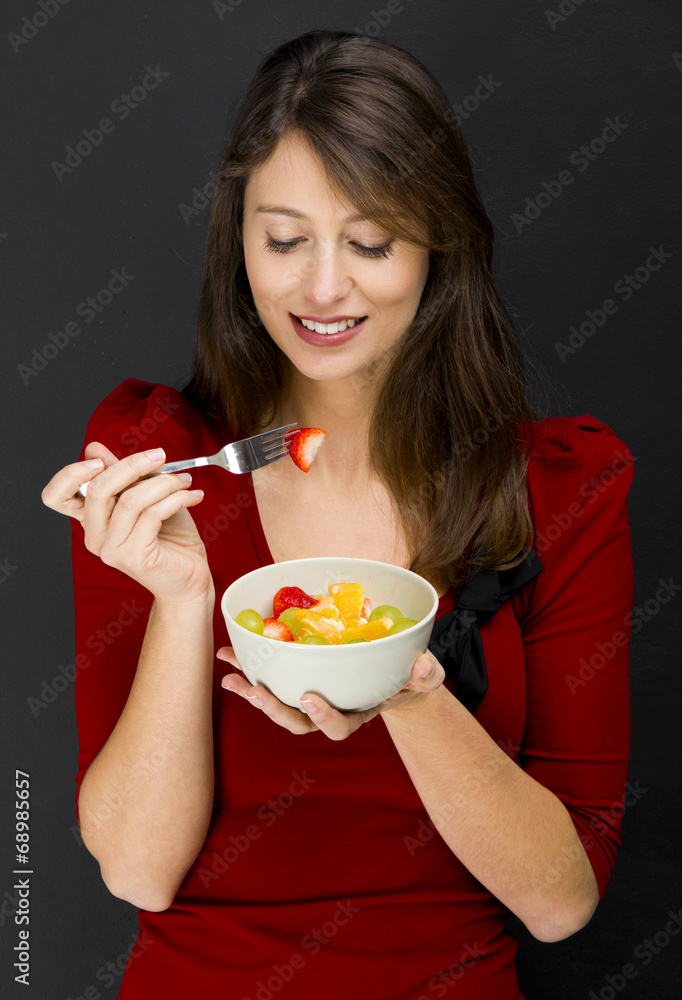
[272,586,319,618]
[262,617,294,642]
[288,427,326,473]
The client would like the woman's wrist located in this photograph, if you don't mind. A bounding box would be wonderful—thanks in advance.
[153,584,216,617]
[381,681,455,728]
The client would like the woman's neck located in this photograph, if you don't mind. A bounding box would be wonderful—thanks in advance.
[274,368,377,490]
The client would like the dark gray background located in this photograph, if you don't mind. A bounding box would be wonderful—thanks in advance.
[1,1,680,997]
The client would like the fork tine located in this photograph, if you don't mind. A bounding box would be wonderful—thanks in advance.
[249,422,298,444]
[262,437,294,455]
[261,447,293,465]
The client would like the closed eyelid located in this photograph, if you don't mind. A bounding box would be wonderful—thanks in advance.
[264,232,394,247]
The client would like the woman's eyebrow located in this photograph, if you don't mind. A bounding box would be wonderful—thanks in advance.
[254,204,367,224]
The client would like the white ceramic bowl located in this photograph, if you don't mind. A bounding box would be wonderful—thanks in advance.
[221,557,439,711]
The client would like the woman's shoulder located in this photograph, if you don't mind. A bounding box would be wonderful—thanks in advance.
[521,413,635,493]
[519,413,635,549]
[78,377,222,462]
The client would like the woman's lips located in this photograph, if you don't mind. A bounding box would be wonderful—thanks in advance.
[290,313,367,346]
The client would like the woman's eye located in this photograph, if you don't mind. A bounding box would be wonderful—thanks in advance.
[355,241,395,259]
[263,236,395,259]
[263,236,303,253]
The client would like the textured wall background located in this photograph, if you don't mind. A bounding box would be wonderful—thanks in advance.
[1,1,680,997]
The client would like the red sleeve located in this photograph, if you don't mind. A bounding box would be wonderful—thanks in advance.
[70,379,204,824]
[512,414,635,899]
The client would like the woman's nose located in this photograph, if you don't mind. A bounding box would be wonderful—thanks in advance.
[300,244,353,305]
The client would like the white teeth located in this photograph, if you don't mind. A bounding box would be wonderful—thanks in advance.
[298,316,364,334]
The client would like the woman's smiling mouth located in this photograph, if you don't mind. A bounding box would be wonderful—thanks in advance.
[290,313,368,344]
[292,314,368,334]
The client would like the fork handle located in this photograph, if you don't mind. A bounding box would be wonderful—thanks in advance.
[156,456,212,474]
[75,456,212,498]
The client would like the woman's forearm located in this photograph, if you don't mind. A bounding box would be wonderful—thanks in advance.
[381,684,599,942]
[77,591,216,911]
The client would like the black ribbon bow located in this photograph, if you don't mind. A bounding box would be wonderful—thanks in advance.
[427,549,544,714]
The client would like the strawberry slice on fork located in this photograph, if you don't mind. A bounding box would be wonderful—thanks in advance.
[288,428,326,473]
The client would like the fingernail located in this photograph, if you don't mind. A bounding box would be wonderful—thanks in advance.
[146,448,165,460]
[418,657,432,678]
[178,472,192,483]
[300,699,318,714]
[247,694,263,707]
[190,490,204,498]
[222,683,235,692]
[85,458,103,469]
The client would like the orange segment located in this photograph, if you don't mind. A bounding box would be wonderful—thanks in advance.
[329,582,365,628]
[294,607,345,644]
[339,619,389,642]
[294,605,341,621]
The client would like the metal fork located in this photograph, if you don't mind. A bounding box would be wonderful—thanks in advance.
[76,423,299,497]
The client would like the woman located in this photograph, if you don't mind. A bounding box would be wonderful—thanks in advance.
[41,30,633,999]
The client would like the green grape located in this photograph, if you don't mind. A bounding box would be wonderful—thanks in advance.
[299,634,328,645]
[369,604,404,625]
[235,609,264,635]
[278,607,304,637]
[340,637,369,644]
[386,618,418,635]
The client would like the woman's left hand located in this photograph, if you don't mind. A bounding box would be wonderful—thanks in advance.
[217,647,446,739]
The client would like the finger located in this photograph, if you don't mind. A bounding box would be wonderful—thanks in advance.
[216,646,242,669]
[298,692,379,740]
[42,439,130,511]
[222,674,317,735]
[82,447,169,545]
[85,446,169,501]
[405,650,446,691]
[83,441,120,467]
[41,454,108,513]
[108,486,205,560]
[99,472,197,550]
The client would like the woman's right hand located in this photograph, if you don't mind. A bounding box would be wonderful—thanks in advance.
[41,441,214,605]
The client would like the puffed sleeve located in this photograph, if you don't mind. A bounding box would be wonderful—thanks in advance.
[70,379,204,823]
[512,414,635,899]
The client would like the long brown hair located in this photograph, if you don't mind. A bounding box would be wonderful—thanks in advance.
[182,29,538,594]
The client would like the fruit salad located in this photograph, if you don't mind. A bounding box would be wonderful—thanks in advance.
[234,583,418,645]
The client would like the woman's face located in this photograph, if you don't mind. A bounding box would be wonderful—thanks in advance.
[242,132,430,386]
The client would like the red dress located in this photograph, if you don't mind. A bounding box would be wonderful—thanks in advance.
[70,379,634,999]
